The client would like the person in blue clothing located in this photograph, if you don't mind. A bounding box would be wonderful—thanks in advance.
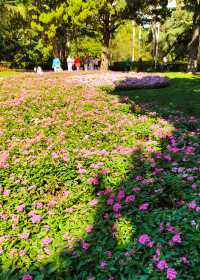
[52,57,62,72]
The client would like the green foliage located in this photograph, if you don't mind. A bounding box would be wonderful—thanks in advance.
[0,72,199,279]
[159,9,193,61]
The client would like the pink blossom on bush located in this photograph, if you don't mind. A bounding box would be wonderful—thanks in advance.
[117,190,125,201]
[106,251,112,257]
[31,214,42,224]
[100,261,108,269]
[171,234,182,244]
[139,203,149,211]
[42,237,52,246]
[21,275,32,280]
[132,187,140,193]
[157,260,168,270]
[188,200,196,209]
[138,234,150,245]
[180,255,189,265]
[166,268,177,280]
[81,240,90,251]
[86,225,93,234]
[16,204,25,212]
[113,203,121,212]
[89,177,99,186]
[89,199,98,207]
[125,195,135,204]
[107,197,114,206]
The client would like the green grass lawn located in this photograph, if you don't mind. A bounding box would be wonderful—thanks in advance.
[0,72,199,280]
[114,72,200,117]
[0,71,21,78]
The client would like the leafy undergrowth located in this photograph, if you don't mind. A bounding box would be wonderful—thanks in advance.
[0,73,200,280]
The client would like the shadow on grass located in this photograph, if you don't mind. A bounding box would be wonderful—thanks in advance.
[2,74,200,280]
[112,74,200,118]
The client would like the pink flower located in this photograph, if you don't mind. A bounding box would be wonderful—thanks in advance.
[100,261,108,269]
[86,225,93,234]
[166,268,177,280]
[0,247,3,255]
[132,187,140,193]
[3,190,10,197]
[89,199,98,207]
[32,202,44,208]
[19,232,30,240]
[28,211,36,217]
[0,151,9,168]
[196,207,200,213]
[192,183,198,189]
[16,204,25,212]
[81,240,90,251]
[180,256,189,265]
[31,214,42,224]
[147,241,154,248]
[117,190,125,201]
[89,177,99,185]
[42,237,52,246]
[171,234,182,244]
[101,169,109,175]
[188,200,196,209]
[21,275,32,280]
[106,251,112,257]
[48,200,56,207]
[186,176,194,182]
[135,176,143,181]
[107,197,114,206]
[157,260,168,270]
[125,195,135,204]
[63,191,70,197]
[139,203,149,211]
[66,207,74,213]
[104,188,112,195]
[113,203,121,212]
[138,234,150,245]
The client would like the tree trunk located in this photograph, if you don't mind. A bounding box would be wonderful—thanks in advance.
[188,3,200,73]
[101,31,110,71]
[151,22,160,70]
[138,24,142,60]
[131,20,136,62]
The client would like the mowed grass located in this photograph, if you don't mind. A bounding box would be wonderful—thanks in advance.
[114,72,200,117]
[0,71,21,78]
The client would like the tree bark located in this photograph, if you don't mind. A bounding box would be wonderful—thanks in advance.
[188,3,200,72]
[101,30,110,71]
[131,20,136,62]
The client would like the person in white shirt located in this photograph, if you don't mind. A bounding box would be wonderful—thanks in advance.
[67,56,74,72]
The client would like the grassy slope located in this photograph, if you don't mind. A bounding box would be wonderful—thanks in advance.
[115,73,200,117]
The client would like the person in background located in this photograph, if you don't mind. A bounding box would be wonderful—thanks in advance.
[75,56,81,71]
[163,56,168,71]
[89,56,94,70]
[34,66,43,75]
[94,57,100,70]
[67,56,74,72]
[52,57,62,72]
[84,55,90,71]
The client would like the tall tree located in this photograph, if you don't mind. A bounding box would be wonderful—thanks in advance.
[184,0,200,72]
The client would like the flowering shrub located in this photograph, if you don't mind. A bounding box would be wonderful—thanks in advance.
[0,73,199,279]
[68,72,169,89]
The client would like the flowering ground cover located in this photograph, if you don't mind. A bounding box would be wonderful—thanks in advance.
[68,72,169,89]
[0,72,200,280]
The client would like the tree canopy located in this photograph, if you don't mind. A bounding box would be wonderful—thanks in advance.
[0,0,199,71]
